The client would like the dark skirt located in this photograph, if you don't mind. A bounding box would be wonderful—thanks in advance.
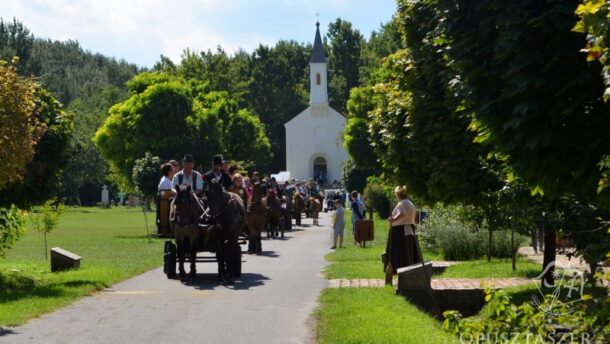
[384,225,422,275]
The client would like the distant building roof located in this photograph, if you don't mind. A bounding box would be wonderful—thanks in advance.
[310,22,327,63]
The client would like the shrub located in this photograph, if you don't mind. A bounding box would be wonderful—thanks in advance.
[420,204,527,260]
[443,276,610,343]
[0,205,26,257]
[363,180,391,219]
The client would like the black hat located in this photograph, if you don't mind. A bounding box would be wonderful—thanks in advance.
[213,154,224,166]
[182,154,194,163]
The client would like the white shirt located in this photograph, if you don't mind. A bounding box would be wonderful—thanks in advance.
[172,171,204,191]
[158,176,173,191]
[392,199,416,236]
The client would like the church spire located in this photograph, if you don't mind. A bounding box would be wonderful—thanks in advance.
[310,22,327,63]
[309,21,328,105]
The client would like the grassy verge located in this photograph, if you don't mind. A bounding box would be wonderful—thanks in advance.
[315,287,457,344]
[0,207,162,326]
[324,210,541,280]
[439,257,541,279]
[324,210,441,280]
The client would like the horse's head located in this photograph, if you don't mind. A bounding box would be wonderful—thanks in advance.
[175,184,193,204]
[207,179,225,209]
[174,185,198,225]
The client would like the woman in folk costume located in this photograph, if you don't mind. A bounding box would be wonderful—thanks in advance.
[384,186,421,275]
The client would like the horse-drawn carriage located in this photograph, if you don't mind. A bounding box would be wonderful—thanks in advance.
[157,182,247,283]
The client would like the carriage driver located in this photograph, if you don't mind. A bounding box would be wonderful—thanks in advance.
[172,154,204,197]
[204,154,234,191]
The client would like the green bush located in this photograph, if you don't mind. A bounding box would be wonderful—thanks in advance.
[363,179,391,219]
[443,278,610,343]
[0,205,26,257]
[420,204,527,260]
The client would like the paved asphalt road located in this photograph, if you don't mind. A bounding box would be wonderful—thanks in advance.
[3,213,334,344]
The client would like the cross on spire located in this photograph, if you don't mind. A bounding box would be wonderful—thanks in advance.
[315,12,320,24]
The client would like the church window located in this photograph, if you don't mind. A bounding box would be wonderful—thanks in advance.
[316,73,321,85]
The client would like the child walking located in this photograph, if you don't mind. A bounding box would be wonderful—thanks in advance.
[332,200,345,249]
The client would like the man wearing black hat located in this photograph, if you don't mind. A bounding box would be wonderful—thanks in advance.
[172,154,204,196]
[204,154,233,191]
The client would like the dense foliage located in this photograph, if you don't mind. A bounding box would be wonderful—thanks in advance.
[0,205,26,257]
[444,279,610,343]
[0,58,39,189]
[420,204,526,261]
[575,0,610,99]
[438,0,610,204]
[94,72,271,180]
[0,18,138,204]
[132,153,162,210]
[0,87,74,208]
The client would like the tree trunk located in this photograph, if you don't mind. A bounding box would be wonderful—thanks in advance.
[511,221,516,271]
[487,228,493,262]
[44,232,48,261]
[541,224,556,288]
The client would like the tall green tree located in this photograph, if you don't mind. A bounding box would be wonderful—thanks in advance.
[0,87,74,208]
[438,0,610,204]
[435,0,610,285]
[359,19,403,85]
[95,72,272,182]
[0,18,33,71]
[0,58,38,189]
[327,18,364,114]
[94,72,199,179]
[245,41,309,171]
[342,86,379,190]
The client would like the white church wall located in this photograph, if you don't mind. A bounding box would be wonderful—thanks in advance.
[285,105,348,183]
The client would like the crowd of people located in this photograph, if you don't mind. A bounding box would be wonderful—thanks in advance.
[157,153,338,213]
[160,153,423,278]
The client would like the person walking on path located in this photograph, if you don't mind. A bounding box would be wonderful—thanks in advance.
[331,200,345,249]
[385,186,421,275]
[350,191,366,246]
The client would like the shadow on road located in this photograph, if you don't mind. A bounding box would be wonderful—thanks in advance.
[0,328,17,337]
[184,272,270,291]
[256,250,280,258]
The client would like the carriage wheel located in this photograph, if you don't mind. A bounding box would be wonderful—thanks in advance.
[164,241,177,279]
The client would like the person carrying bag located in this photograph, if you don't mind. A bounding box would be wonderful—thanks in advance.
[350,191,366,246]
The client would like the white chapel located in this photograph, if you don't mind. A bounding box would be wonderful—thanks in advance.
[284,22,348,185]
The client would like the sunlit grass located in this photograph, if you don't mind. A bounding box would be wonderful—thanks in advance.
[315,287,458,344]
[0,207,163,326]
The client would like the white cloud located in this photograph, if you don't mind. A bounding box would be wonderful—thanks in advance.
[0,0,396,67]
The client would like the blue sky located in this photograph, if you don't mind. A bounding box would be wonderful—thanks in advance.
[0,0,397,68]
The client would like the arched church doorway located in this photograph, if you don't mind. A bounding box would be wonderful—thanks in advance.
[313,157,327,185]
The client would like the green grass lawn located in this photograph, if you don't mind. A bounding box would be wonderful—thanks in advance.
[324,210,441,280]
[324,209,542,280]
[0,207,163,326]
[316,208,549,344]
[315,287,458,344]
[439,257,542,279]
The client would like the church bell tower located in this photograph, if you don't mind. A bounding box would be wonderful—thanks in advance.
[309,22,328,105]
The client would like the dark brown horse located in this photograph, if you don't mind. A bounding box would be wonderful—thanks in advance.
[292,192,305,226]
[265,190,282,238]
[246,182,266,254]
[170,185,204,281]
[207,180,247,284]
